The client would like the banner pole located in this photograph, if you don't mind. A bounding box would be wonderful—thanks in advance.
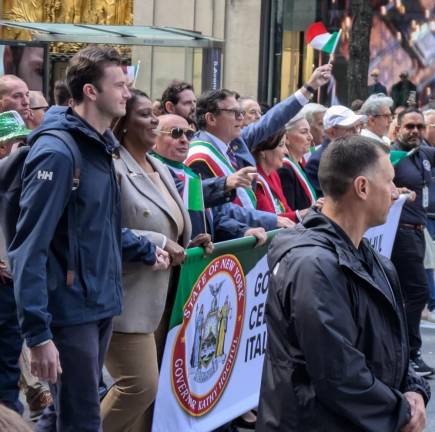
[199,173,207,234]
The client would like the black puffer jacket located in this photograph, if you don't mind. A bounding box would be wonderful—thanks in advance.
[256,210,430,432]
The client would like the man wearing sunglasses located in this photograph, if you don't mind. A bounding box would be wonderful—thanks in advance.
[391,108,435,377]
[153,114,272,244]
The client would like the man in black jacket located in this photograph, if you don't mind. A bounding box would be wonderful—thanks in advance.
[257,135,430,432]
[391,108,435,376]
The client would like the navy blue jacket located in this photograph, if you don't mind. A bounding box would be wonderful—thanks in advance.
[392,141,435,225]
[9,107,156,347]
[305,137,330,197]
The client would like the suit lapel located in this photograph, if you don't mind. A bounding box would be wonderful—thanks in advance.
[119,147,192,244]
[119,146,176,222]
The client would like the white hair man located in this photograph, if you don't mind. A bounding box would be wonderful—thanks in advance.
[299,102,327,146]
[360,93,394,145]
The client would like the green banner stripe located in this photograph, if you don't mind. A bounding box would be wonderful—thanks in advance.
[168,229,281,330]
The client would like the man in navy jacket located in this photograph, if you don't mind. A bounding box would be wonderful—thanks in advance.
[9,47,164,431]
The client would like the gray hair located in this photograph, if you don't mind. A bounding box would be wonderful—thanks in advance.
[360,94,393,117]
[299,103,327,125]
[285,112,307,132]
[423,108,435,119]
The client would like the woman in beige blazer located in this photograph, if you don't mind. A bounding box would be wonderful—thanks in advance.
[101,89,192,432]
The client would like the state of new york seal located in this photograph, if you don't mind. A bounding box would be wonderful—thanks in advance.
[171,254,246,416]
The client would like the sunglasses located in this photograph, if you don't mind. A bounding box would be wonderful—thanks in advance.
[160,127,195,140]
[404,123,425,131]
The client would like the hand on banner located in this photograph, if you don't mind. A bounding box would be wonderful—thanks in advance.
[152,247,171,271]
[397,187,416,202]
[30,341,62,384]
[164,240,185,267]
[401,392,426,432]
[244,227,267,247]
[225,167,257,191]
[189,233,214,256]
[306,64,333,90]
[277,216,295,228]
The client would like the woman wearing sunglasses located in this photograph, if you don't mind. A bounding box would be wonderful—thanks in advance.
[101,89,192,432]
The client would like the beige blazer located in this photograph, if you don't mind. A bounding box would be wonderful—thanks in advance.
[113,146,192,333]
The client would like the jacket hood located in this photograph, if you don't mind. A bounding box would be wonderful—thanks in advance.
[268,208,360,270]
[28,106,118,153]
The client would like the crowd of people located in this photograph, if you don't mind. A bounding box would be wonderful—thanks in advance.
[0,44,434,431]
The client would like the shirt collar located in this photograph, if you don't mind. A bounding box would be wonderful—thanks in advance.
[203,131,230,157]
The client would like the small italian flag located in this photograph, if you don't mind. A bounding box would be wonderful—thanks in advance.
[183,175,205,212]
[306,22,341,54]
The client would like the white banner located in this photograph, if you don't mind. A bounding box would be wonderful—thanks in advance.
[153,254,270,432]
[364,194,407,258]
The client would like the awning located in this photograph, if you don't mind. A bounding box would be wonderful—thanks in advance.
[0,21,224,48]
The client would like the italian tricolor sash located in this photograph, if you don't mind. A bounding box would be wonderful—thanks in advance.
[186,140,257,209]
[150,153,204,212]
[282,156,317,205]
[256,173,286,214]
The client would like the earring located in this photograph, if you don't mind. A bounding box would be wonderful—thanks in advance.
[122,128,127,134]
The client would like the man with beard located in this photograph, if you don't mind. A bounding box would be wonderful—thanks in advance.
[391,108,435,376]
[161,80,197,129]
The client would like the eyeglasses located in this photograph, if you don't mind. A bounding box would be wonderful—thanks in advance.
[160,127,195,140]
[373,113,392,120]
[403,123,426,131]
[31,106,49,112]
[214,108,245,118]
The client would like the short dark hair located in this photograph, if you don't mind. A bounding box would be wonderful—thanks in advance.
[161,80,194,113]
[319,135,389,200]
[113,88,149,141]
[397,107,424,126]
[196,89,238,129]
[66,46,122,103]
[252,130,285,160]
[53,80,71,106]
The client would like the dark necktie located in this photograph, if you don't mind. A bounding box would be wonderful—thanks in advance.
[227,148,238,170]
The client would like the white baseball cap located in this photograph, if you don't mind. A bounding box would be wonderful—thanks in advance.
[323,105,367,129]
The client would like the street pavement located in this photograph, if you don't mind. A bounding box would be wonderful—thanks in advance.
[23,324,435,431]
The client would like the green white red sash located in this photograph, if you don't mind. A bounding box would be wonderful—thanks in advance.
[150,152,204,211]
[282,156,317,205]
[256,173,286,214]
[186,140,257,209]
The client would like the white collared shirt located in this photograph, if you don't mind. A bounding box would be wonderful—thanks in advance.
[361,128,391,146]
[202,131,232,163]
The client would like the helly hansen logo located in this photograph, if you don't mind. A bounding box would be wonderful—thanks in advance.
[37,170,53,181]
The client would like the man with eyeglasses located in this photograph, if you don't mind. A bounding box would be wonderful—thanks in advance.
[185,65,332,229]
[153,114,275,244]
[239,97,262,127]
[391,108,435,377]
[360,93,393,145]
[27,90,49,129]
